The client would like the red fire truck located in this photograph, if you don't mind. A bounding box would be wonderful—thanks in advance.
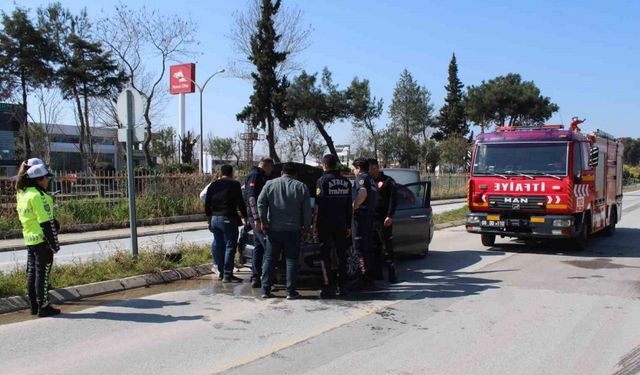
[466,119,624,250]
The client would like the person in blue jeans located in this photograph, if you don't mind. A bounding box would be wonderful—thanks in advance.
[258,163,312,299]
[204,165,248,283]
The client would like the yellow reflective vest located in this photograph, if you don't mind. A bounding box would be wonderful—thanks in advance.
[16,187,56,246]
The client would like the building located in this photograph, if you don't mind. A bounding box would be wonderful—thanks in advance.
[0,103,24,176]
[0,102,148,175]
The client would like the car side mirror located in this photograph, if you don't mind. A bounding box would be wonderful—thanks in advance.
[589,146,599,168]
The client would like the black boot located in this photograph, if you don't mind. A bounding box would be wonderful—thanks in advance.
[38,305,61,318]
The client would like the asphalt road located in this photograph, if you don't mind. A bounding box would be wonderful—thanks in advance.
[0,201,467,272]
[1,192,639,375]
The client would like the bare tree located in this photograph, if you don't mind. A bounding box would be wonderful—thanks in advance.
[97,4,198,167]
[31,87,65,164]
[230,134,244,167]
[284,120,321,164]
[227,0,313,79]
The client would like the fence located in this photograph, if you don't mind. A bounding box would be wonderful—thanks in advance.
[0,170,251,205]
[426,174,468,200]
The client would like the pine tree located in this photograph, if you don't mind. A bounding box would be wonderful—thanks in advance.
[433,53,468,141]
[237,0,293,162]
[387,69,434,167]
[389,69,433,142]
[41,5,126,170]
[0,7,56,158]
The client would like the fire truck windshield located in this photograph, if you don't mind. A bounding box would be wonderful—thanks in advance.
[473,142,568,177]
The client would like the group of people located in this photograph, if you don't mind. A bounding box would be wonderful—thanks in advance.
[203,155,398,299]
[14,153,399,318]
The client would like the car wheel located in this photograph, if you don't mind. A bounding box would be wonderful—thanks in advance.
[481,234,496,247]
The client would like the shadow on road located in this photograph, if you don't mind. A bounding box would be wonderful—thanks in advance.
[487,227,640,258]
[57,310,204,323]
[344,250,514,302]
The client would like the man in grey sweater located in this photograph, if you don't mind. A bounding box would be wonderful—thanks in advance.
[258,162,312,299]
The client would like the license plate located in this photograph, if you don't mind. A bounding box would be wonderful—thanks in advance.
[481,220,505,228]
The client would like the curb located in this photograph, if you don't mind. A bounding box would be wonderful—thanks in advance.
[0,263,214,315]
[434,219,467,230]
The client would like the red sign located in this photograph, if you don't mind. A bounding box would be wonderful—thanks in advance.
[169,63,196,94]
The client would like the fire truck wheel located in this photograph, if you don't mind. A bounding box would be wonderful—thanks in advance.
[604,209,617,237]
[571,218,590,251]
[481,234,496,247]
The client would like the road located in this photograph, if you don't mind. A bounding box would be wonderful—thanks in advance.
[0,201,467,272]
[1,191,639,375]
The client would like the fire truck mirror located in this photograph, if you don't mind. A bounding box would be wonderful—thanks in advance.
[465,150,472,171]
[589,145,599,168]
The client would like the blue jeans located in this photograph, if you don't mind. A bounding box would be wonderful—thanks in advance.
[249,217,266,280]
[261,230,301,295]
[211,216,239,277]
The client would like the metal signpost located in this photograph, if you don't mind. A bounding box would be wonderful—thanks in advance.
[116,87,145,257]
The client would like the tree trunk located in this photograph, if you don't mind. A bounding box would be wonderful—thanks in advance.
[369,128,378,160]
[266,117,280,162]
[314,120,338,157]
[20,74,31,158]
[143,97,155,168]
[72,87,87,169]
[83,85,96,172]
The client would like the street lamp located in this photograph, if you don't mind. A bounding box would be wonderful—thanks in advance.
[190,68,225,174]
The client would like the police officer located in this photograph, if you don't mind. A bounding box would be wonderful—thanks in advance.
[243,157,274,288]
[368,158,398,283]
[351,157,377,288]
[15,159,61,317]
[314,154,352,298]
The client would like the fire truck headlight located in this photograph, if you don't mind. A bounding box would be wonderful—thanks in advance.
[553,219,573,228]
[467,216,480,224]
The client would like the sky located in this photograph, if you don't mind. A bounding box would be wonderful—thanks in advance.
[3,0,639,157]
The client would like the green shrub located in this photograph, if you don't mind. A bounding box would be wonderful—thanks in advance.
[0,243,211,298]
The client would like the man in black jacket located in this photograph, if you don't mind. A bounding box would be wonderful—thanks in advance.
[314,154,352,298]
[205,165,248,283]
[368,158,398,283]
[243,157,274,288]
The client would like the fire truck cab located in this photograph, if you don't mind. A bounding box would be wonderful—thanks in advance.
[466,120,624,250]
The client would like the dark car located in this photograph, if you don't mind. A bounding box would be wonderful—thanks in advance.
[240,163,434,279]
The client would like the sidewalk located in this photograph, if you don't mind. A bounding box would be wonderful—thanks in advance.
[0,197,466,252]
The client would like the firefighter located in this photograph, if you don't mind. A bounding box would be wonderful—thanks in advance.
[243,157,274,288]
[351,157,378,289]
[15,159,61,317]
[368,158,398,283]
[314,154,352,298]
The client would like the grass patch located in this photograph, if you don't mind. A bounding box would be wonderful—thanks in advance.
[0,194,204,232]
[624,184,640,193]
[433,205,468,225]
[0,242,211,299]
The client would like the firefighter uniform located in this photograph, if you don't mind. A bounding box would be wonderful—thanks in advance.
[352,172,377,285]
[373,171,398,283]
[17,186,60,315]
[243,166,268,285]
[315,170,352,296]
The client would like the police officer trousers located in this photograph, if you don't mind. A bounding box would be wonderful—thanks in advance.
[373,220,395,274]
[26,242,54,310]
[352,212,374,277]
[318,226,348,289]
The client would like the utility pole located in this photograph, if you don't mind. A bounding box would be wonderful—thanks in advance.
[190,69,225,173]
